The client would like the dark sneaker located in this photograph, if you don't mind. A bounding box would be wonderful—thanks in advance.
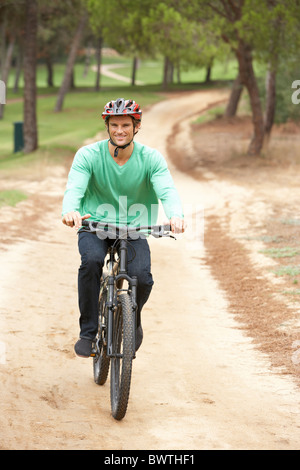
[74,338,93,358]
[135,325,143,352]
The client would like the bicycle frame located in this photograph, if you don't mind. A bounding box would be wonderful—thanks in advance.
[81,220,173,359]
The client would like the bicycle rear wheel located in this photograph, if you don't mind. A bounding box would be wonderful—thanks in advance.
[110,293,135,420]
[93,286,110,385]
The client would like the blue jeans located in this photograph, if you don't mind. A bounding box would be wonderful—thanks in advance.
[77,231,154,340]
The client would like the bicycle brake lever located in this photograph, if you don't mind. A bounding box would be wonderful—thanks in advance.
[152,228,176,239]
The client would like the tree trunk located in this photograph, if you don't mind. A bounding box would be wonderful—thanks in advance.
[13,45,23,93]
[0,35,15,119]
[225,73,243,118]
[264,14,280,146]
[23,0,38,153]
[0,9,7,73]
[94,36,102,92]
[54,14,87,112]
[205,57,214,84]
[176,63,181,84]
[168,61,174,84]
[0,35,14,81]
[131,56,137,86]
[162,56,170,90]
[45,56,54,87]
[236,41,264,156]
[70,69,75,89]
[264,66,276,143]
[82,43,92,78]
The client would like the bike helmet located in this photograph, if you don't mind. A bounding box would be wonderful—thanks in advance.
[102,98,142,122]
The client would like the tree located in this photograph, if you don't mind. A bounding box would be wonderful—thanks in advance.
[0,33,15,119]
[240,0,300,144]
[54,10,88,112]
[141,1,219,90]
[86,0,155,87]
[37,1,68,88]
[176,0,300,156]
[142,2,191,89]
[86,0,225,90]
[94,35,103,91]
[0,1,22,119]
[23,0,38,153]
[195,1,265,155]
[225,74,243,118]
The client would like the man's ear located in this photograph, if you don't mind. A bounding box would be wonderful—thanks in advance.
[134,121,141,135]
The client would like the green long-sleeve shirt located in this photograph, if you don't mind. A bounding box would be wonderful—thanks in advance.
[62,139,183,227]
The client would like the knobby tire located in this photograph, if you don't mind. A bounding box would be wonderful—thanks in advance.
[110,293,134,421]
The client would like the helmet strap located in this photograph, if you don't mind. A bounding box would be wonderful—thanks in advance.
[109,137,133,158]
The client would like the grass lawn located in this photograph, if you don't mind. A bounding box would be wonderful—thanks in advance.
[0,87,166,167]
[0,189,27,207]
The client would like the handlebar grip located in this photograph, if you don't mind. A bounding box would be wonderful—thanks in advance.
[81,219,99,230]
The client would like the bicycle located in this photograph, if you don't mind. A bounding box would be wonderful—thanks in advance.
[80,220,174,420]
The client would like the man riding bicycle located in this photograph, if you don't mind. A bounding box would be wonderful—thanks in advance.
[62,98,184,358]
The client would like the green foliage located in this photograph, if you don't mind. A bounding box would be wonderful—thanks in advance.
[142,2,191,62]
[142,1,229,68]
[37,0,87,62]
[86,0,145,54]
[239,0,300,67]
[86,0,228,71]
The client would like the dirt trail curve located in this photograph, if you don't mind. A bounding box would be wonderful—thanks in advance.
[94,64,145,86]
[0,90,299,450]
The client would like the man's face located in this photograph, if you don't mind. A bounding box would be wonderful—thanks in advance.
[108,115,139,146]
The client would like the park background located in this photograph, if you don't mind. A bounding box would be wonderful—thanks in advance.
[1,0,300,162]
[1,0,300,451]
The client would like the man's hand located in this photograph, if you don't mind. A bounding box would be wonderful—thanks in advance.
[62,211,91,230]
[170,216,185,234]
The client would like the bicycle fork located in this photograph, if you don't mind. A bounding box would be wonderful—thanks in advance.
[106,274,138,358]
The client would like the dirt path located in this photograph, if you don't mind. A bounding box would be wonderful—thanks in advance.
[92,64,144,86]
[0,90,299,450]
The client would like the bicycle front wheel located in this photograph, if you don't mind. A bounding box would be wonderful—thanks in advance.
[110,293,135,420]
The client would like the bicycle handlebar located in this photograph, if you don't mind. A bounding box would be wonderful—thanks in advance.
[80,219,174,238]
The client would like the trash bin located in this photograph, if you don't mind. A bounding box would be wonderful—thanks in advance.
[13,121,24,153]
